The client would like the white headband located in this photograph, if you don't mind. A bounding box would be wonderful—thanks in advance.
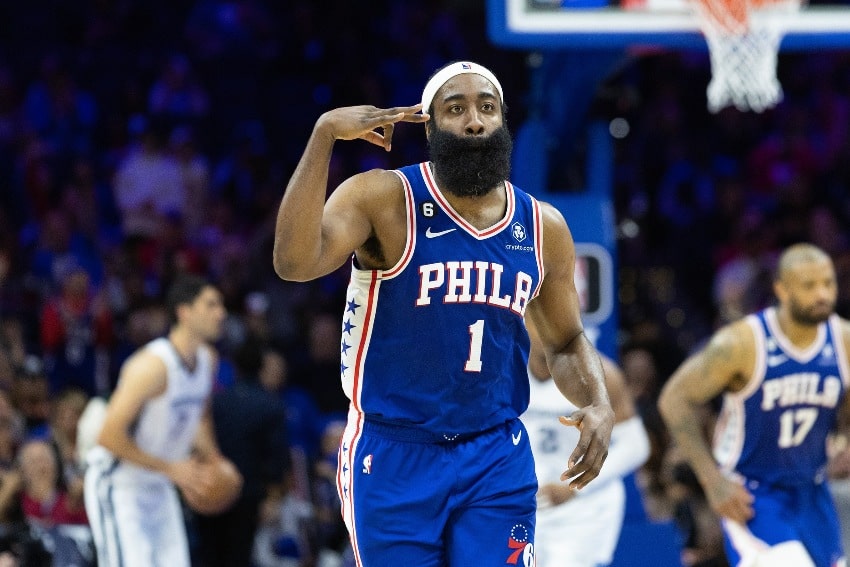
[420,61,504,113]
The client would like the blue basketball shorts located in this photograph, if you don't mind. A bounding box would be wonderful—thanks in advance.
[722,480,845,567]
[337,413,538,566]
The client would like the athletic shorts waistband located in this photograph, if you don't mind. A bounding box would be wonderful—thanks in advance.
[362,417,514,444]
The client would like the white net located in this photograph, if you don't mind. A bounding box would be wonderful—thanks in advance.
[691,0,804,113]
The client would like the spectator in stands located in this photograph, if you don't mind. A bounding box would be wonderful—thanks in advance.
[45,388,88,494]
[112,117,186,241]
[17,439,87,528]
[11,363,51,439]
[38,266,113,397]
[311,418,349,565]
[195,338,289,567]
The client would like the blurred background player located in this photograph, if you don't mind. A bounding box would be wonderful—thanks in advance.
[83,275,227,567]
[523,321,650,567]
[659,243,850,567]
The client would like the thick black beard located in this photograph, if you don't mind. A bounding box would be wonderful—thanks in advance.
[427,124,513,198]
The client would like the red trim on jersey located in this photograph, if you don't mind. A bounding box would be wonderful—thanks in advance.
[384,171,417,278]
[420,162,514,239]
[339,411,365,567]
[529,192,545,300]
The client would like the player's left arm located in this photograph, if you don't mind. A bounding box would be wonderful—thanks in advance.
[582,355,650,489]
[524,202,614,490]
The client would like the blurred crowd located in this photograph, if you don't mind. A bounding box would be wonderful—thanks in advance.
[0,0,850,566]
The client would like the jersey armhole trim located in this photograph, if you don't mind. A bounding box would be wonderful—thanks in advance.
[830,315,850,388]
[530,194,544,300]
[735,315,766,401]
[361,169,415,280]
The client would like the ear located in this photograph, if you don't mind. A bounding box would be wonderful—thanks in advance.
[773,279,786,303]
[175,302,191,323]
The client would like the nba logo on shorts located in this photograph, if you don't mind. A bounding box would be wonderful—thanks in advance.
[362,454,373,474]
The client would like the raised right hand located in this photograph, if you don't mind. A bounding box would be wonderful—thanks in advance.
[316,104,429,151]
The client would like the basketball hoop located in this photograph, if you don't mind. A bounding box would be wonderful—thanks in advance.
[691,0,805,113]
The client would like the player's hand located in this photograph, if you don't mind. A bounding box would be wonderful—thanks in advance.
[537,482,576,509]
[559,403,614,490]
[165,458,214,501]
[827,436,850,478]
[705,475,754,524]
[315,104,429,151]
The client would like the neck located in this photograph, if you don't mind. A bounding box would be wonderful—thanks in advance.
[168,327,202,364]
[775,307,821,348]
[435,180,507,230]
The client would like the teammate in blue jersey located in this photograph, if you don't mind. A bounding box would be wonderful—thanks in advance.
[659,243,850,567]
[273,60,614,566]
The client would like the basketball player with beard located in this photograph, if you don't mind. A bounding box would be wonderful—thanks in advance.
[659,243,850,567]
[273,61,614,566]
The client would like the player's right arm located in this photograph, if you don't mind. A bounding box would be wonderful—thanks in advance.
[97,351,205,494]
[658,321,756,523]
[273,104,427,281]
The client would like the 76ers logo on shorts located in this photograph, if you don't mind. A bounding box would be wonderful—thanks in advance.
[362,454,373,474]
[506,524,534,566]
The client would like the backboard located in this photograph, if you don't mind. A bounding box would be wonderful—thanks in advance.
[488,0,850,50]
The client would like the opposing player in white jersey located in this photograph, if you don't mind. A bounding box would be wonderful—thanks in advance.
[660,244,850,567]
[523,321,650,567]
[84,275,226,567]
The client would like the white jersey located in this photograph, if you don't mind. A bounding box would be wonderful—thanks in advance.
[97,337,213,484]
[521,371,626,567]
[84,337,214,567]
[133,338,213,466]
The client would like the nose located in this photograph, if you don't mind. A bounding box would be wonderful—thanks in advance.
[464,110,485,135]
[816,282,836,302]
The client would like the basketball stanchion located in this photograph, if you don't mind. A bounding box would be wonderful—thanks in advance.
[691,0,806,113]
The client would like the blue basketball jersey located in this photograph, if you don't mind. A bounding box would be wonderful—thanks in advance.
[339,162,544,437]
[713,307,850,486]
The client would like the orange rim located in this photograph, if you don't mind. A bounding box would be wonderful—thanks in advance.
[695,0,786,29]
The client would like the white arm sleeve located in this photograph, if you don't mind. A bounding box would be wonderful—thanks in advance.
[580,415,650,494]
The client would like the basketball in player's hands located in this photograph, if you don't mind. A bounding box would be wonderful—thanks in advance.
[183,457,243,516]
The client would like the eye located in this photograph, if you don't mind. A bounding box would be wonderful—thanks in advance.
[482,102,496,112]
[449,104,463,114]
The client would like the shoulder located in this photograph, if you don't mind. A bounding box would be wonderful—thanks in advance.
[834,315,850,349]
[706,318,756,355]
[115,348,168,398]
[121,347,167,378]
[834,315,850,338]
[537,200,573,244]
[536,200,567,227]
[333,167,406,215]
[535,200,574,268]
[697,318,757,383]
[344,168,405,195]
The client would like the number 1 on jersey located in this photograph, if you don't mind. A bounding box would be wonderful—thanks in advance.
[465,319,484,372]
